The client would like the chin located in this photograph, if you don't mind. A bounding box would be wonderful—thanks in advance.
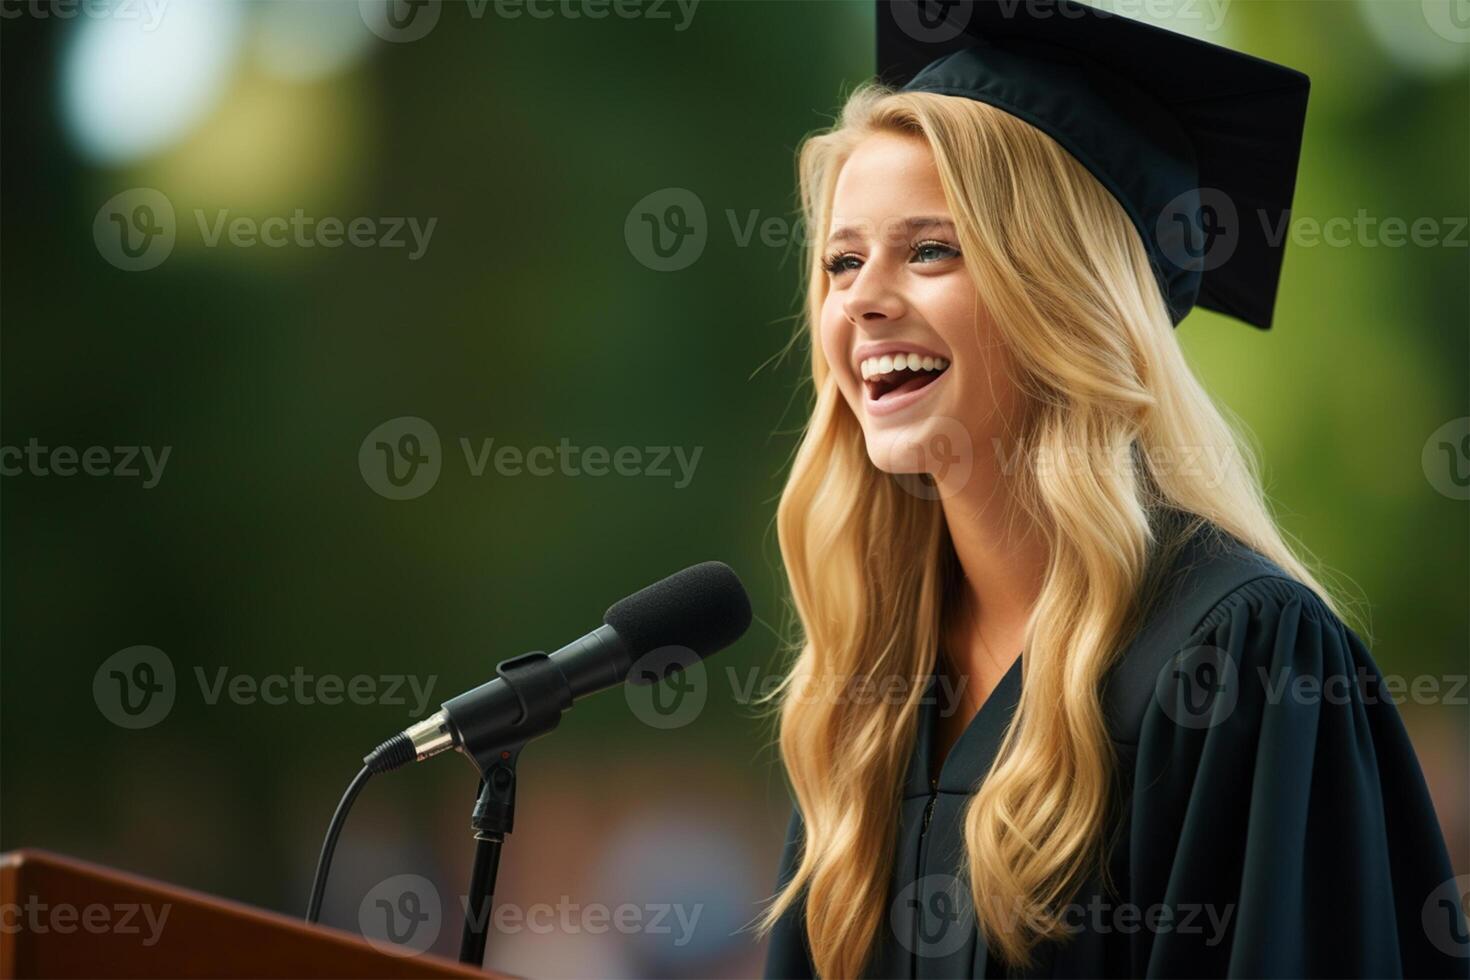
[860,414,976,495]
[864,426,932,474]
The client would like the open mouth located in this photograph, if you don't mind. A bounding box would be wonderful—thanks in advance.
[860,352,950,403]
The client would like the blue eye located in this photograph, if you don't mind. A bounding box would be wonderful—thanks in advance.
[821,252,860,275]
[912,240,961,263]
[820,240,962,276]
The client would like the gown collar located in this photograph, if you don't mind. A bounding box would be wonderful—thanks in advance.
[903,654,1024,798]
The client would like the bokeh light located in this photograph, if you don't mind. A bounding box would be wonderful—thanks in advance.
[61,0,244,164]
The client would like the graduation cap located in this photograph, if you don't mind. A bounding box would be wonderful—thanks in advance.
[876,0,1310,329]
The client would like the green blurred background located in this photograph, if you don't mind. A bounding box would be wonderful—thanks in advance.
[1,1,1465,975]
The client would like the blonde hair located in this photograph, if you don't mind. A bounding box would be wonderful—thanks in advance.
[755,81,1351,976]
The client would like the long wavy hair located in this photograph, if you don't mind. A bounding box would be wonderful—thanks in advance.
[754,81,1353,976]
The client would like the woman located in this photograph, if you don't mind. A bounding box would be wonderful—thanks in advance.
[755,5,1465,978]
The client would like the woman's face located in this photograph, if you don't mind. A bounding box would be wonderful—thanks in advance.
[819,131,1024,489]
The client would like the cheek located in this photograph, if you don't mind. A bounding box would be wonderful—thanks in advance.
[951,320,1024,428]
[817,301,855,394]
[923,281,984,351]
[921,285,1020,416]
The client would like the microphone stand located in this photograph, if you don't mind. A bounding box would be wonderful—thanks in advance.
[445,651,570,968]
[458,758,516,966]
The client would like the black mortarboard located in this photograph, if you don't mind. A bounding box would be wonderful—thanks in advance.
[876,0,1310,329]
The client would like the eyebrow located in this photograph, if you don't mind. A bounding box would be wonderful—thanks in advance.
[825,215,956,247]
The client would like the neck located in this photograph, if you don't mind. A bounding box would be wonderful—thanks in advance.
[935,459,1047,676]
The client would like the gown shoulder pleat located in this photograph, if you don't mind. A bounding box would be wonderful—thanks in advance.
[1127,573,1466,978]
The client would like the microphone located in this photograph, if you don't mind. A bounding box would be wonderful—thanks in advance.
[362,560,752,775]
[304,560,751,926]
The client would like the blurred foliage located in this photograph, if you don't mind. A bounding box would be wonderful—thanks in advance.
[1,1,1465,969]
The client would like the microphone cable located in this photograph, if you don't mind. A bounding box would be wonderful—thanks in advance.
[304,734,415,923]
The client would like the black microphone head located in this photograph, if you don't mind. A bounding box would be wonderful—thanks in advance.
[604,562,752,683]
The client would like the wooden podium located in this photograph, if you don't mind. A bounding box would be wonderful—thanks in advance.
[0,850,514,979]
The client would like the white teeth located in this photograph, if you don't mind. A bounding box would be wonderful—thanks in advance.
[857,352,950,379]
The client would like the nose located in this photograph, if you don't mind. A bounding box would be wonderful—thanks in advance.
[840,259,906,325]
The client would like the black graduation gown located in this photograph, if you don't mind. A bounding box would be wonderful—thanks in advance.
[763,522,1467,979]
